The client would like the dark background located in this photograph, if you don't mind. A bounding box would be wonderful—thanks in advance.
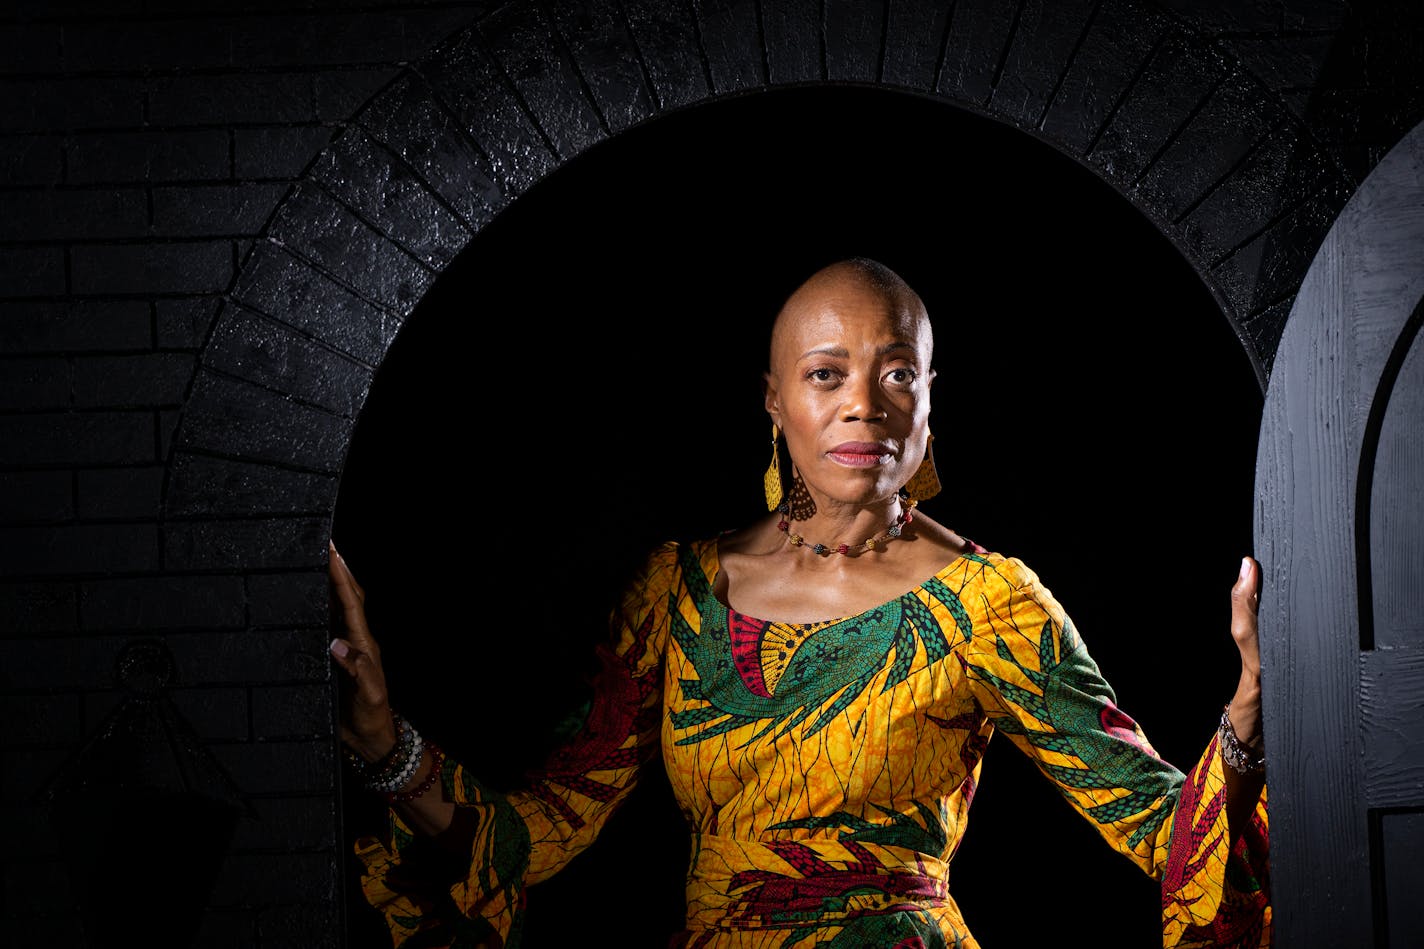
[333,83,1260,946]
[4,0,1421,945]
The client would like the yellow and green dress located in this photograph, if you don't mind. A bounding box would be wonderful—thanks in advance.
[355,538,1270,947]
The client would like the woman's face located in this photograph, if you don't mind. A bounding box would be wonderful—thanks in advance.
[764,279,934,508]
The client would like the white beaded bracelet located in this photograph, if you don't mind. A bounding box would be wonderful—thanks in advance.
[1219,704,1265,775]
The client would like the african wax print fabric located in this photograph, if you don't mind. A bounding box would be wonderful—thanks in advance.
[355,538,1270,947]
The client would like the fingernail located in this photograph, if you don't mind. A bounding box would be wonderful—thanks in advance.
[1240,557,1251,580]
[330,638,349,658]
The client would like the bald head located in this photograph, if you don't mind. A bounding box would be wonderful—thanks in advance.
[769,258,931,371]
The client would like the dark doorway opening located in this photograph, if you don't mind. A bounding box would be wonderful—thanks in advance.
[333,83,1260,947]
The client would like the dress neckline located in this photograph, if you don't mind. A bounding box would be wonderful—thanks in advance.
[705,534,985,628]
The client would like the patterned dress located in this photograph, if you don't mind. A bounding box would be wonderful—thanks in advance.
[355,537,1270,947]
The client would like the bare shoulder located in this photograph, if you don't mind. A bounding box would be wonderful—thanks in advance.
[898,510,975,575]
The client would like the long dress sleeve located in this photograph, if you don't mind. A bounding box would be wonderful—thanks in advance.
[959,556,1270,948]
[352,540,681,948]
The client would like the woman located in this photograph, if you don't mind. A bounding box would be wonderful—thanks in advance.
[329,257,1269,947]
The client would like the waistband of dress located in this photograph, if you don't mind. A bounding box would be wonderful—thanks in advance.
[683,832,951,931]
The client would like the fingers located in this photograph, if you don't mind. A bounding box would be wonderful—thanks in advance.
[328,541,379,656]
[1230,556,1262,673]
[329,636,390,709]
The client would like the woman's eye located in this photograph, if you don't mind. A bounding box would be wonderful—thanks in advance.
[886,367,917,384]
[807,368,838,383]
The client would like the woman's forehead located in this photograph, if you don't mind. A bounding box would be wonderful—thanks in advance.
[770,289,932,364]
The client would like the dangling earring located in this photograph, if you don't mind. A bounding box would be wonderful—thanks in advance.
[764,423,784,511]
[902,432,942,502]
[785,466,817,521]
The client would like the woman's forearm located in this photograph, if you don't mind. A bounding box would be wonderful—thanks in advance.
[1222,674,1265,844]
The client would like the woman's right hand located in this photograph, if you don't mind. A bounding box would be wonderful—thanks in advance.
[328,540,399,762]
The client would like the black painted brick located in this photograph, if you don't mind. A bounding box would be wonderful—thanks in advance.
[354,74,501,231]
[1180,125,1343,262]
[72,352,196,407]
[76,466,164,520]
[70,241,233,296]
[80,575,245,632]
[761,0,820,86]
[4,692,82,746]
[171,686,250,741]
[693,0,765,94]
[936,0,1018,106]
[0,23,63,75]
[0,246,65,297]
[192,908,257,949]
[151,182,290,238]
[165,628,329,686]
[233,125,335,180]
[0,300,151,354]
[9,802,59,858]
[0,411,153,466]
[0,77,146,132]
[267,182,434,314]
[205,306,372,417]
[1038,0,1172,154]
[479,4,607,161]
[252,683,330,739]
[419,34,557,198]
[310,126,470,269]
[0,910,84,947]
[0,523,160,577]
[155,296,221,349]
[1226,33,1340,92]
[164,516,329,572]
[0,356,70,410]
[880,0,953,91]
[314,67,399,122]
[1134,70,1280,221]
[147,73,318,126]
[1212,179,1351,314]
[256,901,340,949]
[210,739,332,795]
[210,851,338,906]
[0,134,64,186]
[165,453,338,519]
[620,0,708,111]
[1088,31,1230,185]
[824,0,885,84]
[0,637,121,691]
[230,794,337,851]
[66,129,232,185]
[548,0,657,134]
[1239,295,1291,381]
[0,186,149,241]
[230,13,410,67]
[987,0,1097,127]
[176,369,352,472]
[0,581,77,636]
[247,571,328,629]
[80,687,123,734]
[1,747,68,804]
[0,470,72,523]
[2,858,75,914]
[63,18,233,72]
[158,406,182,459]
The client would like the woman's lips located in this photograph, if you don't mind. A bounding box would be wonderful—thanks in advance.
[827,442,892,467]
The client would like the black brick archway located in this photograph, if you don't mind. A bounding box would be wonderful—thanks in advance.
[158,1,1355,940]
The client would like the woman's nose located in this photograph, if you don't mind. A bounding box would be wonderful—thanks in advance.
[840,376,887,422]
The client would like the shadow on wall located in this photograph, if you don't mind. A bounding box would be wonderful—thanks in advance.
[331,84,1261,947]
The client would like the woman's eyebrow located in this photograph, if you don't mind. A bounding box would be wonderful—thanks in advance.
[797,342,918,360]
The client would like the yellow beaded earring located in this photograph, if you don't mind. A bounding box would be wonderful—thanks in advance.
[902,432,942,502]
[763,423,784,511]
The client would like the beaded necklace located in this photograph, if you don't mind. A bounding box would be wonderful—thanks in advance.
[777,496,917,556]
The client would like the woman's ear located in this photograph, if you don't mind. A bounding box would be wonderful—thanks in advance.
[763,370,781,424]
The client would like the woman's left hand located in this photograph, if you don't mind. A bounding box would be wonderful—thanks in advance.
[1227,555,1262,747]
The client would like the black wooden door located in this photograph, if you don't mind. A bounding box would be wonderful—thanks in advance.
[1255,119,1424,948]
